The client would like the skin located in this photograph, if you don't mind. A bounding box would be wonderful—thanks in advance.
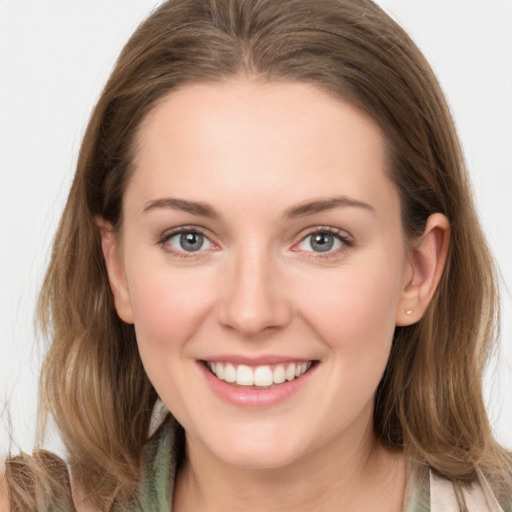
[0,468,8,512]
[101,79,449,511]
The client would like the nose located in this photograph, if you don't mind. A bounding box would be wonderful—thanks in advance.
[217,245,292,338]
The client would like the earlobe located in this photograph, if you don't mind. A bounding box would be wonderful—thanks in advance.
[96,218,134,324]
[396,213,450,326]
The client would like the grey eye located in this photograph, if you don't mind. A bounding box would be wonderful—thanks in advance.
[168,231,211,252]
[298,232,343,253]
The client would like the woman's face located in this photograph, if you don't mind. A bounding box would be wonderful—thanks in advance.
[107,80,416,469]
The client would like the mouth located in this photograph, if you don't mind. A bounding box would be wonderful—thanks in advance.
[203,360,316,388]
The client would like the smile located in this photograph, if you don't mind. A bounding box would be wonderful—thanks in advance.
[205,361,313,387]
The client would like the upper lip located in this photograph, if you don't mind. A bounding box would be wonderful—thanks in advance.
[200,355,316,366]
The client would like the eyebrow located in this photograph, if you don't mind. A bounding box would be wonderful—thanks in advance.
[142,195,374,219]
[142,198,218,218]
[283,196,374,218]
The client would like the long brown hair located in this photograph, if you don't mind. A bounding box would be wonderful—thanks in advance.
[6,0,511,509]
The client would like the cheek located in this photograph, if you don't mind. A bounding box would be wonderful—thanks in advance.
[127,262,217,349]
[292,255,405,355]
[291,259,404,421]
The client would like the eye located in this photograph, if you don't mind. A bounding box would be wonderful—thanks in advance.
[296,229,350,254]
[160,229,214,254]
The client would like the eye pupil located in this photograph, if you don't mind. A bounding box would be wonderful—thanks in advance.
[311,233,334,252]
[180,232,203,251]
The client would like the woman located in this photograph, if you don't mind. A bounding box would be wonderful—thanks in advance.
[2,0,511,510]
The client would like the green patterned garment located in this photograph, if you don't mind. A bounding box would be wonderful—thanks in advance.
[122,417,179,511]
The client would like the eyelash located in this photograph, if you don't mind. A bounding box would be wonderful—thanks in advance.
[156,226,353,259]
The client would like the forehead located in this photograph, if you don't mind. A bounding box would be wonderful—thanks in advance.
[128,79,397,219]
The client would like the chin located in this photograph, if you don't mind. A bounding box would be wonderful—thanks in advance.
[217,446,301,470]
[203,426,309,470]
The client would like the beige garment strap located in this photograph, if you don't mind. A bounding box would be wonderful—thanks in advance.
[430,469,505,512]
[148,399,170,438]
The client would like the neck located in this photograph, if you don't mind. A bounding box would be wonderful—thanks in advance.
[173,420,406,512]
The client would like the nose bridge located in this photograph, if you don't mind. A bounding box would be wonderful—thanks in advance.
[218,240,291,337]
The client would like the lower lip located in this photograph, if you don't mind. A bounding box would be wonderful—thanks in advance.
[198,362,317,408]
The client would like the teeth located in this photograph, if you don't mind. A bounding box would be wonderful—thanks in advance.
[273,364,286,384]
[224,363,236,383]
[236,365,254,386]
[207,361,312,387]
[254,366,273,387]
[285,363,296,381]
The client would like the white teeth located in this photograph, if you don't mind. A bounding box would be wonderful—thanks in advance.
[236,365,254,386]
[207,361,313,387]
[285,363,296,381]
[253,366,273,387]
[273,364,286,384]
[224,363,236,383]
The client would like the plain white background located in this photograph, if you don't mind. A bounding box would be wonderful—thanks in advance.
[1,0,511,454]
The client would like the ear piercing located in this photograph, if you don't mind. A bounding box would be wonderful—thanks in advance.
[405,309,413,315]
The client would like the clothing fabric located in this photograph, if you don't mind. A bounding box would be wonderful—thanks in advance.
[122,416,178,512]
[429,470,506,512]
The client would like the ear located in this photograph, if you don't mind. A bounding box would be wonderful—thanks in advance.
[97,217,134,324]
[396,213,450,326]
